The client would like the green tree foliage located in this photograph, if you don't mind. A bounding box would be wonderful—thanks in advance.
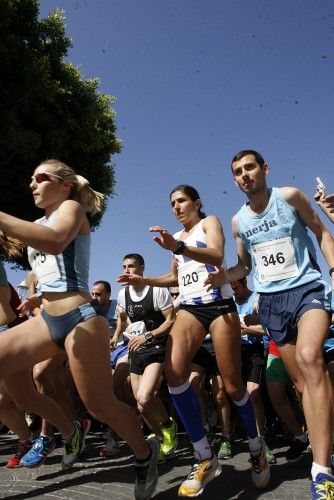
[0,0,121,266]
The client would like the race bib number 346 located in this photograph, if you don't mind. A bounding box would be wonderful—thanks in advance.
[252,236,298,282]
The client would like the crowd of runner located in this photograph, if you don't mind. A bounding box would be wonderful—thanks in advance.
[0,150,333,499]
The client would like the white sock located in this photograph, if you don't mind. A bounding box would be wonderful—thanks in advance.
[311,462,332,480]
[193,435,212,461]
[248,435,262,453]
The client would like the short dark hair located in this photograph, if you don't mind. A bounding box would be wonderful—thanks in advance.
[123,253,145,267]
[93,280,111,293]
[169,184,206,219]
[231,150,265,168]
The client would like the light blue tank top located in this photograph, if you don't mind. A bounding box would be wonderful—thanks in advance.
[27,211,90,293]
[107,299,117,329]
[236,187,321,293]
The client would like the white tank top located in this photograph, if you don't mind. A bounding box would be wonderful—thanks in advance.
[173,219,233,306]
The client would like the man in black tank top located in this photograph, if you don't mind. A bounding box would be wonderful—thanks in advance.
[117,254,178,462]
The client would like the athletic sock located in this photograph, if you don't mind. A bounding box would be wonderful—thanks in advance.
[232,391,258,440]
[135,448,152,465]
[311,462,332,480]
[169,381,206,444]
[192,436,212,461]
[62,424,75,443]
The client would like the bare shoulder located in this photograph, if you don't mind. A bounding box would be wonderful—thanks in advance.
[203,214,222,227]
[58,199,83,213]
[279,186,309,206]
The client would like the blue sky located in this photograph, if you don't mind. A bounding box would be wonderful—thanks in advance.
[6,0,334,296]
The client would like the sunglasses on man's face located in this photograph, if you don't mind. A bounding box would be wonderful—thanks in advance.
[31,172,64,184]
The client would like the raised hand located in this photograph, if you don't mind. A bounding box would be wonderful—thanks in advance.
[149,226,178,252]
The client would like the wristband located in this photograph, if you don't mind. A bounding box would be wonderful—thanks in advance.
[173,240,187,255]
[144,331,154,343]
[329,267,334,277]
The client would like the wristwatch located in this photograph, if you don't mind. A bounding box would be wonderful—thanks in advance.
[144,331,154,343]
[173,239,187,255]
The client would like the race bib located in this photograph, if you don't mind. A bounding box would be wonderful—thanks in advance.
[123,320,146,341]
[179,261,210,301]
[29,250,61,284]
[252,236,298,282]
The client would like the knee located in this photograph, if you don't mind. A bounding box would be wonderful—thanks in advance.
[136,390,151,412]
[296,346,324,377]
[223,379,243,401]
[33,365,49,389]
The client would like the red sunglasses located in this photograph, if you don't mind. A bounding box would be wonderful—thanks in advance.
[31,172,64,184]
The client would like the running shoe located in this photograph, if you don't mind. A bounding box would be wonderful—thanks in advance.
[20,435,56,468]
[79,417,91,454]
[178,454,222,497]
[61,421,81,469]
[103,426,113,440]
[285,437,309,463]
[263,440,276,465]
[99,436,120,457]
[217,436,232,460]
[134,435,159,500]
[6,439,32,468]
[147,434,167,464]
[310,472,334,499]
[250,441,270,489]
[161,417,178,457]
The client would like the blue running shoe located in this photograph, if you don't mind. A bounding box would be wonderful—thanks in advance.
[20,435,56,468]
[311,473,334,499]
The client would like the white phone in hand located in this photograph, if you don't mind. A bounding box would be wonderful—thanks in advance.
[316,177,326,196]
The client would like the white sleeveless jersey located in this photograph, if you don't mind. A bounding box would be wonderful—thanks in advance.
[174,219,233,306]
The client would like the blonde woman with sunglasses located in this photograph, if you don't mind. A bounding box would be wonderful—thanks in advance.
[0,240,84,469]
[0,160,158,500]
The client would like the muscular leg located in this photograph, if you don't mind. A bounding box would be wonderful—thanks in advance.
[164,311,211,459]
[3,369,74,437]
[247,381,265,436]
[211,312,258,442]
[189,364,207,427]
[0,381,30,440]
[279,309,332,467]
[211,374,231,437]
[266,380,303,436]
[131,363,167,437]
[64,316,150,460]
[33,353,76,418]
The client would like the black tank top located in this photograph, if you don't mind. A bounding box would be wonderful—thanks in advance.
[125,286,168,346]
